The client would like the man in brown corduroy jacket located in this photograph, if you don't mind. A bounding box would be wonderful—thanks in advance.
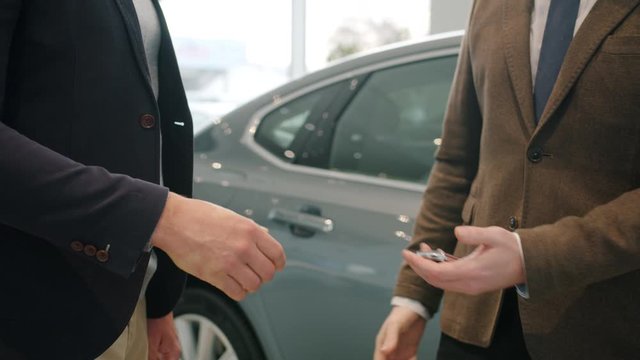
[375,0,640,359]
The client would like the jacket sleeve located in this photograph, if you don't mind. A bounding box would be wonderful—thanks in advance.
[517,188,640,300]
[0,0,169,278]
[393,20,483,315]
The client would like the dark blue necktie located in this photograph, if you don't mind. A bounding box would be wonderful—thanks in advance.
[533,0,580,122]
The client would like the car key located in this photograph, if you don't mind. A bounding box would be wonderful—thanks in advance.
[415,248,458,262]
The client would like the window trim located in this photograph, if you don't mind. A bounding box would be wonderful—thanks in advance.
[240,47,459,193]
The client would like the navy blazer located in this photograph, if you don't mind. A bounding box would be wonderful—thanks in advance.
[0,0,193,358]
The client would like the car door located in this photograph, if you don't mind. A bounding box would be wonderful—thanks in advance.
[232,54,458,360]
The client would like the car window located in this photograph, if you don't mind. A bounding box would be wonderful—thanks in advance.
[255,80,352,162]
[328,56,457,183]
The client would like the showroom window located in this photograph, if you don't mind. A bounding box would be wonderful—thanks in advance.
[160,0,292,132]
[329,56,457,183]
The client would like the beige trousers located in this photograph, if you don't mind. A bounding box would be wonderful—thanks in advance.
[96,297,148,360]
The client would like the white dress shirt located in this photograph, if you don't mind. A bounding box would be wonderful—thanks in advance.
[530,0,598,82]
[133,0,161,98]
[392,0,599,320]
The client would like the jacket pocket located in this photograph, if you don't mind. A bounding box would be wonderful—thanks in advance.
[460,196,477,225]
[601,35,640,55]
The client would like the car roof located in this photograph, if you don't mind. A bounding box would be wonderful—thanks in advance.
[324,30,463,70]
[285,30,463,90]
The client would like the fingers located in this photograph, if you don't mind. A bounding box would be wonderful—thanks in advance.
[404,227,522,295]
[159,336,181,360]
[255,231,286,271]
[402,250,469,286]
[148,349,159,360]
[454,226,504,247]
[147,316,181,360]
[210,222,283,300]
[230,227,280,294]
[229,264,262,293]
[221,275,247,301]
[403,250,441,275]
[375,307,424,360]
[403,250,443,283]
[148,343,159,360]
[374,324,392,360]
[157,197,288,302]
[465,244,487,261]
[245,244,277,283]
[379,322,399,355]
[404,247,501,295]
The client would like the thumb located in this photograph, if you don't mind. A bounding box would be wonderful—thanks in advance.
[454,226,502,247]
[380,323,399,354]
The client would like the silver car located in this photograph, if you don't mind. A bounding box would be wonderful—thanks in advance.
[175,31,463,360]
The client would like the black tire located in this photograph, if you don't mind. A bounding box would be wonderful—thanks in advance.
[174,286,266,360]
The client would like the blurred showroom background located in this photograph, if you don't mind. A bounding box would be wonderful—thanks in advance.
[160,0,472,123]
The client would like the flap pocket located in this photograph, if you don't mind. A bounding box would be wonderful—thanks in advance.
[460,197,477,225]
[601,35,640,55]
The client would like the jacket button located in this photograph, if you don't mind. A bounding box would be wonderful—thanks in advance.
[70,241,84,252]
[139,114,156,129]
[83,245,97,257]
[527,146,543,163]
[508,216,519,231]
[96,250,110,263]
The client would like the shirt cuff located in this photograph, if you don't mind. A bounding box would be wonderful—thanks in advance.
[512,232,530,299]
[391,296,431,320]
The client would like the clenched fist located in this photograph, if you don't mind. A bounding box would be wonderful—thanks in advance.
[151,192,286,300]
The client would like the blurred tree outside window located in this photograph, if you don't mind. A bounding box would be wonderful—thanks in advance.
[327,19,410,62]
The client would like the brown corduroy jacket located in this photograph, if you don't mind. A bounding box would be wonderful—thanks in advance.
[394,0,640,358]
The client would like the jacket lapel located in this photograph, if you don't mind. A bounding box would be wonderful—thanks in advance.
[535,0,640,131]
[113,0,152,86]
[502,0,536,136]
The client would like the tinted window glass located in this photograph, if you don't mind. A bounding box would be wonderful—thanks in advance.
[329,56,457,183]
[255,81,349,162]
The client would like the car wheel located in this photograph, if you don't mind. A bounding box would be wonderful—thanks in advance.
[174,287,265,360]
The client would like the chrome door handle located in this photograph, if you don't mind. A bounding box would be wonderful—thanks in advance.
[268,208,334,233]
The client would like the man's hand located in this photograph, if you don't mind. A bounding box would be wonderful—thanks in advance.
[147,312,181,360]
[152,192,286,301]
[403,226,525,295]
[374,306,426,360]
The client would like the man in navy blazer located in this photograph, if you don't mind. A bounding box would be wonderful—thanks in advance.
[0,1,285,359]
